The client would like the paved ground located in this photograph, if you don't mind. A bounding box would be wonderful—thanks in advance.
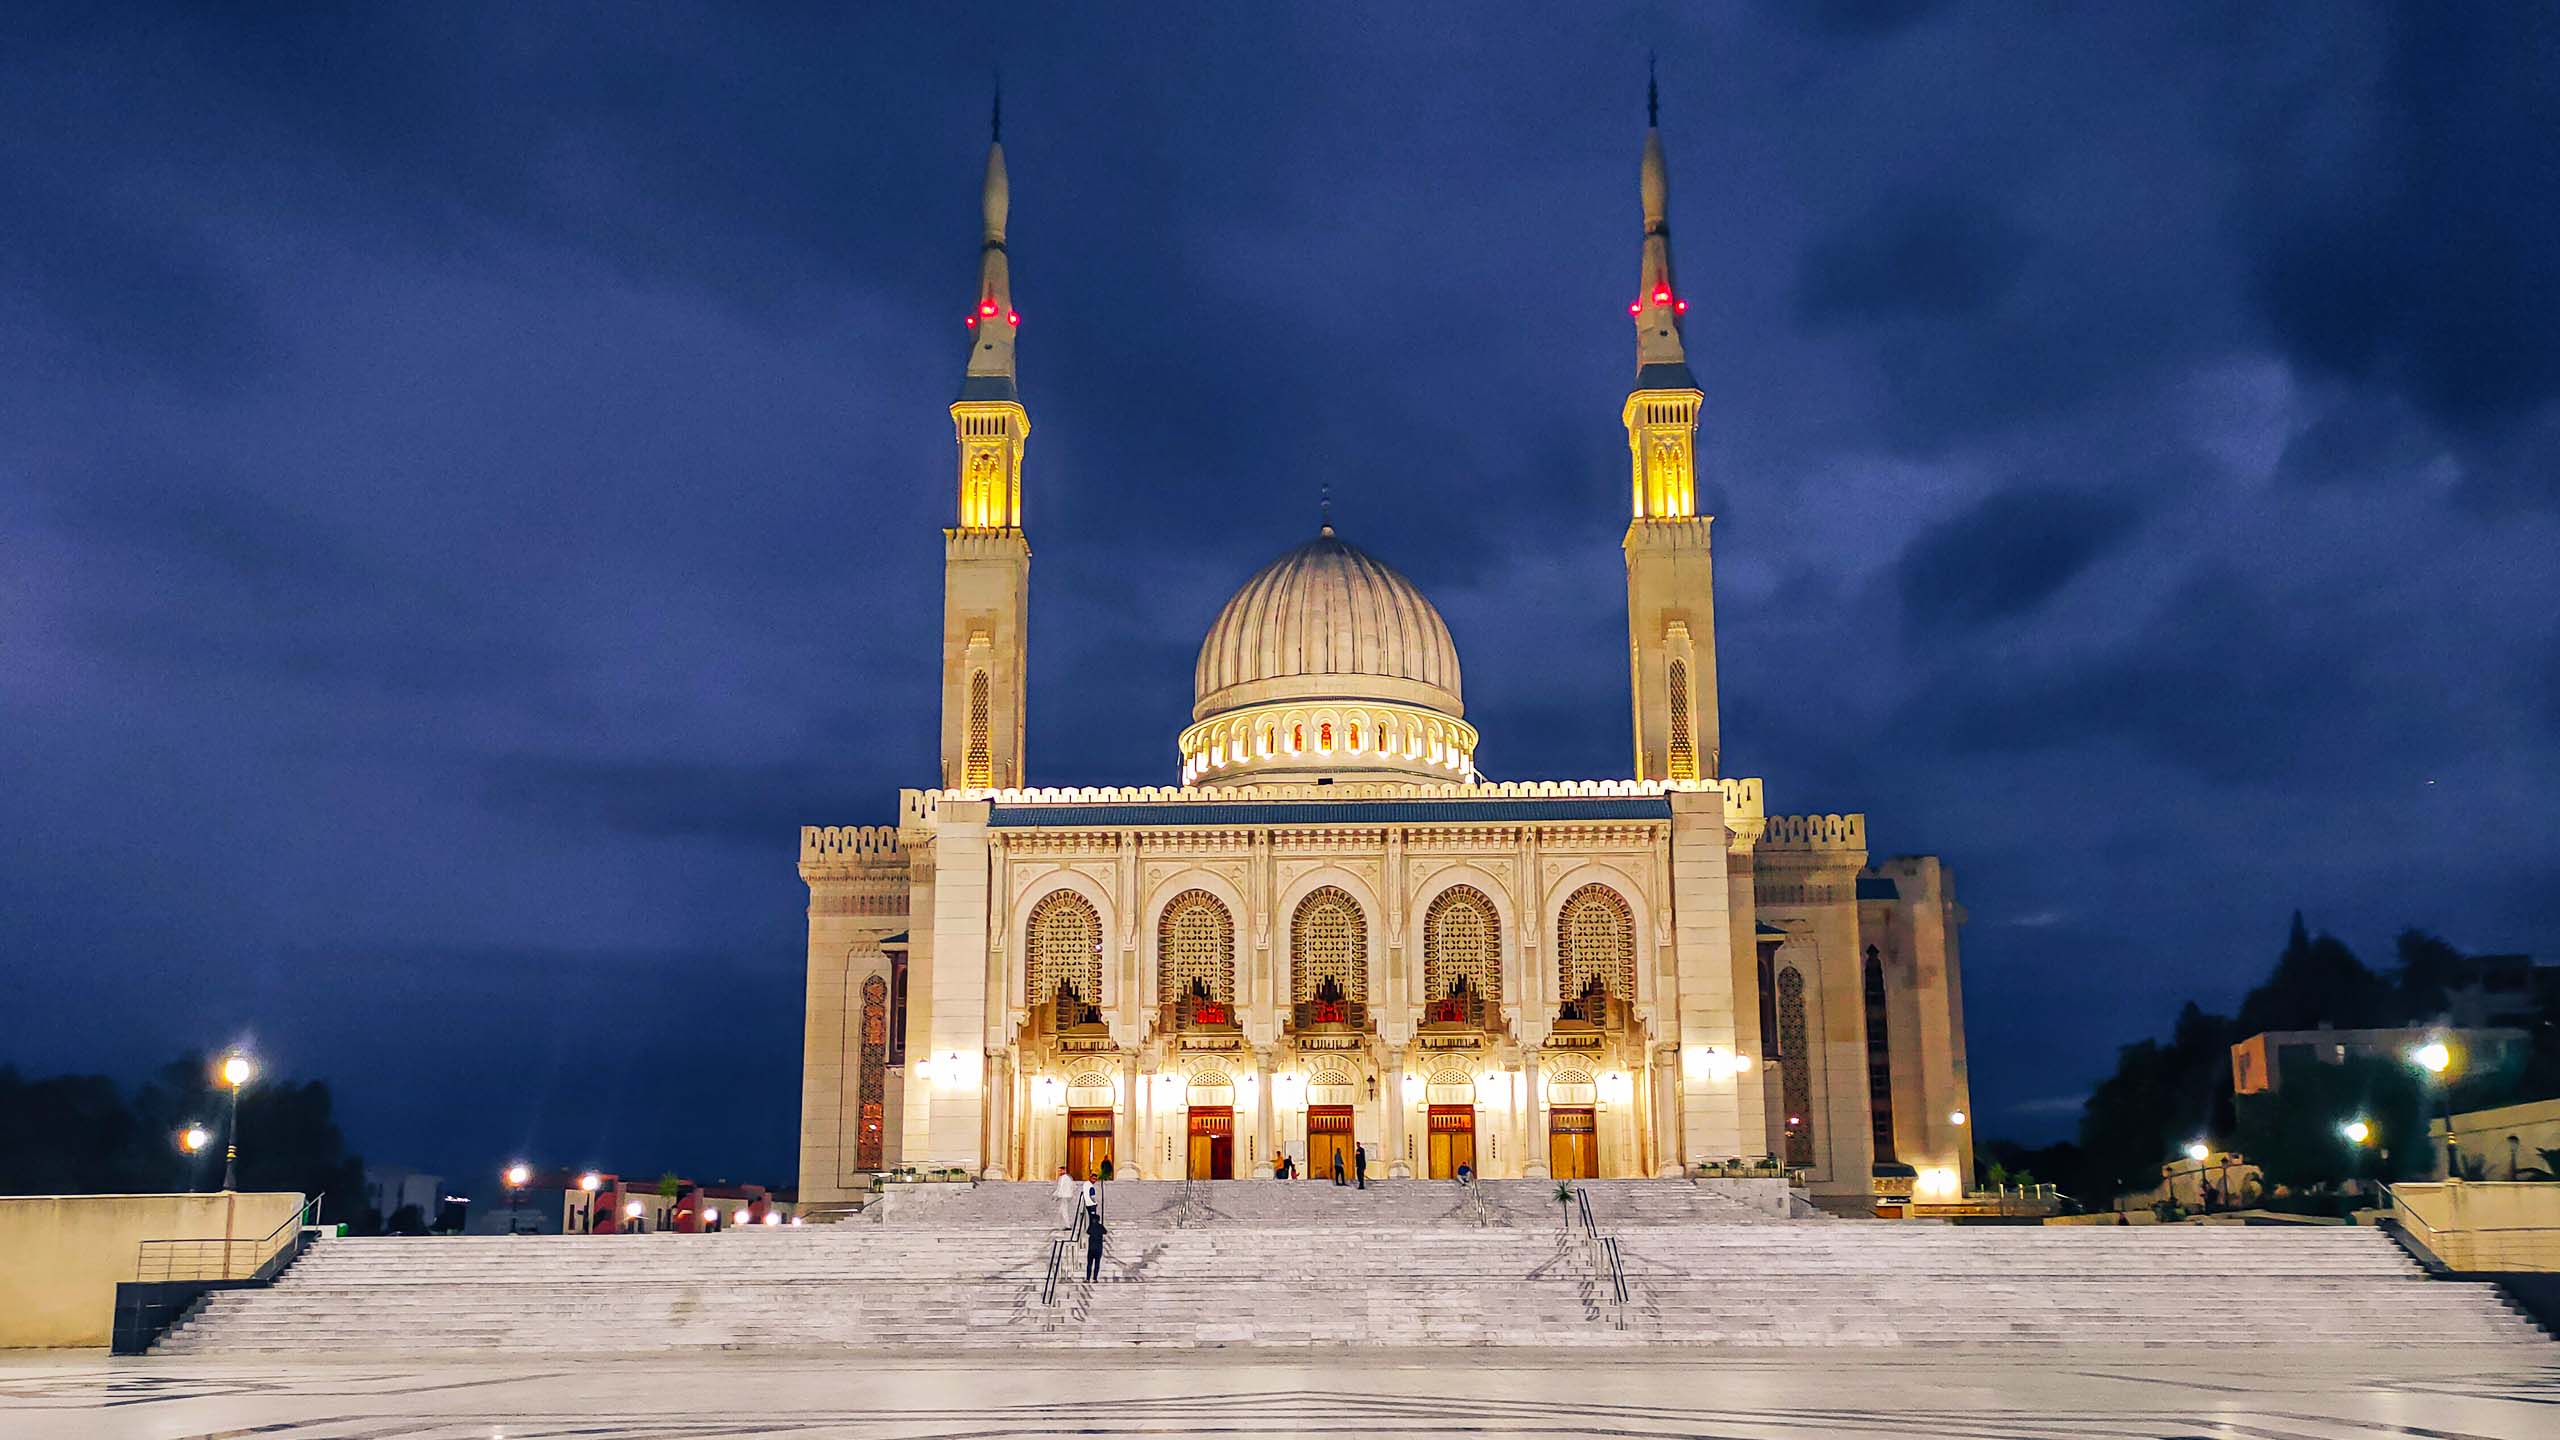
[2,1347,2556,1439]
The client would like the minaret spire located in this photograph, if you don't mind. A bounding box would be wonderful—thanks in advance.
[1632,59,1691,385]
[962,80,1018,400]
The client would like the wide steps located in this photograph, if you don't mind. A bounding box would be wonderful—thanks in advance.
[153,1182,2550,1353]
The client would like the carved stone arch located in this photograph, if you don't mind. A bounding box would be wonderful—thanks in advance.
[1287,885,1371,1005]
[1540,863,1657,1006]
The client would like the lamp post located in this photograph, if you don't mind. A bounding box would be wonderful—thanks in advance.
[503,1163,531,1234]
[578,1172,602,1234]
[2183,1139,2210,1210]
[2408,1039,2455,1179]
[216,1053,254,1191]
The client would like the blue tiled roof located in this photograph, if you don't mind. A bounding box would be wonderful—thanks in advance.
[1855,877,1900,901]
[990,796,1672,828]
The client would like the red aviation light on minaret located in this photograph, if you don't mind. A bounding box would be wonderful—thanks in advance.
[965,315,978,327]
[1006,310,1019,326]
[981,299,997,315]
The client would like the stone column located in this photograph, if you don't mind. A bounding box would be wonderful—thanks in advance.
[983,1050,1013,1181]
[1384,1048,1411,1178]
[1654,1047,1684,1177]
[1523,1050,1550,1178]
[1254,1048,1276,1178]
[1117,1050,1138,1180]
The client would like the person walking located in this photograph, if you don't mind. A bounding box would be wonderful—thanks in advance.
[1052,1166,1077,1231]
[1353,1143,1368,1190]
[1083,1209,1108,1282]
[1332,1149,1346,1187]
[1082,1177,1103,1225]
[1099,1157,1115,1183]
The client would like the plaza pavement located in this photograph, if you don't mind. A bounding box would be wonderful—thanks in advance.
[2,1346,2557,1439]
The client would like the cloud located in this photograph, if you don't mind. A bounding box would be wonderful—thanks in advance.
[1895,483,2142,636]
[2234,6,2560,459]
[1795,186,2031,330]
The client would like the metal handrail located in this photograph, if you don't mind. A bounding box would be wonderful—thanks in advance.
[1041,1234,1067,1305]
[134,1195,320,1283]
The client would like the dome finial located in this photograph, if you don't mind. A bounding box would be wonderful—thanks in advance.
[1647,50,1658,128]
[1319,482,1333,537]
[961,86,1018,395]
[1631,55,1692,386]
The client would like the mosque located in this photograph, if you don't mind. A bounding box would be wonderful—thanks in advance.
[795,93,1975,1212]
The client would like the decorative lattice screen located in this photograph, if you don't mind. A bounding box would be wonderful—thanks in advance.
[857,974,889,1171]
[1157,889,1235,1004]
[1779,964,1813,1167]
[1556,883,1635,1003]
[1289,886,1368,1003]
[1423,885,1501,1001]
[1026,891,1102,1006]
[1667,657,1695,781]
[964,671,992,787]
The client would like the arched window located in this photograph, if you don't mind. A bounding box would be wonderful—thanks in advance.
[1026,891,1102,1009]
[1289,886,1368,1004]
[1777,965,1812,1167]
[1557,883,1636,1003]
[1666,658,1696,781]
[1320,721,1333,749]
[1423,885,1501,1002]
[963,671,992,788]
[1291,724,1304,752]
[1864,945,1896,1161]
[1156,889,1235,1005]
[1349,722,1361,751]
[857,974,889,1171]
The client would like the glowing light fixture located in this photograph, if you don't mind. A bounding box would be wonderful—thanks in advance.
[2341,1118,2372,1145]
[703,1207,720,1225]
[220,1053,255,1088]
[763,1211,782,1226]
[504,1162,531,1188]
[179,1124,211,1154]
[624,1200,645,1219]
[2184,1140,2210,1162]
[579,1172,602,1193]
[2410,1040,2452,1075]
[1947,1109,1965,1126]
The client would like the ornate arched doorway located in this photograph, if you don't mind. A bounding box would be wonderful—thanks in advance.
[1425,1070,1477,1179]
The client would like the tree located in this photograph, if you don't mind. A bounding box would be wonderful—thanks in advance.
[0,1056,366,1220]
[2391,929,2467,1019]
[2234,1054,2428,1191]
[2234,913,2393,1036]
[2074,1002,2234,1201]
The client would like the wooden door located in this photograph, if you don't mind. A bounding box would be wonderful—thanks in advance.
[1548,1107,1596,1179]
[1427,1105,1476,1179]
[1307,1106,1353,1180]
[1187,1106,1233,1180]
[1066,1109,1114,1181]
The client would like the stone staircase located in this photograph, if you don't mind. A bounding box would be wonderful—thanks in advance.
[153,1179,2550,1353]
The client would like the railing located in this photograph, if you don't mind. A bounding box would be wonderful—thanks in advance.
[134,1195,322,1283]
[1569,1186,1629,1310]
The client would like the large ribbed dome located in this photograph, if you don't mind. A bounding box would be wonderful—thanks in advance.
[1193,530,1463,722]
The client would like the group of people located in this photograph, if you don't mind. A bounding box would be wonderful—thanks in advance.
[1271,1145,1369,1188]
[1054,1165,1110,1280]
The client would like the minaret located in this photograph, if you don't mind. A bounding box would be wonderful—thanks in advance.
[940,95,1032,791]
[1621,64,1719,783]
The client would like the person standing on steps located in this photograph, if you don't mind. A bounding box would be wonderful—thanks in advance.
[1085,1199,1116,1276]
[1332,1149,1346,1186]
[1052,1166,1077,1231]
[1099,1157,1114,1183]
[1082,1176,1103,1225]
[1354,1143,1368,1190]
[1273,1149,1287,1179]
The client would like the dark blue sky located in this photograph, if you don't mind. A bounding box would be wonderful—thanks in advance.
[5,3,2555,1190]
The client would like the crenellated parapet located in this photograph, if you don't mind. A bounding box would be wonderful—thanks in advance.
[798,824,906,882]
[1757,813,1865,850]
[893,776,1757,829]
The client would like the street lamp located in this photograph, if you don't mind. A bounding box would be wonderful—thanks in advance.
[216,1052,254,1190]
[2341,1118,2372,1146]
[178,1124,211,1190]
[503,1163,531,1234]
[2184,1140,2209,1162]
[578,1172,602,1234]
